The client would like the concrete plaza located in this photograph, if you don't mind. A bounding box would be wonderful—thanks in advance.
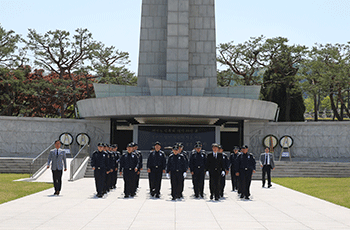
[1,177,350,230]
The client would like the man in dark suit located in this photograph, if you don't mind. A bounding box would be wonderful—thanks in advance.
[206,143,225,201]
[260,147,275,188]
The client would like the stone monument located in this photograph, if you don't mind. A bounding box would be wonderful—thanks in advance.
[77,0,278,150]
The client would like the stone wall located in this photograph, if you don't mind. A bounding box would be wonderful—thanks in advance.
[0,116,110,158]
[244,120,350,161]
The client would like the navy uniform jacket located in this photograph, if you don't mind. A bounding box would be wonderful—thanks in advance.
[147,150,166,170]
[135,150,143,170]
[167,153,188,174]
[110,151,120,170]
[91,150,108,170]
[229,152,240,171]
[222,153,230,171]
[205,152,225,173]
[189,150,206,172]
[235,153,256,172]
[119,152,139,172]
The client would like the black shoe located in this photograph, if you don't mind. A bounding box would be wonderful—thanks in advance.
[268,184,272,188]
[97,194,103,198]
[172,197,176,201]
[240,194,244,199]
[200,194,204,198]
[195,194,199,198]
[150,192,155,197]
[124,195,129,198]
[210,195,213,200]
[215,197,219,201]
[262,184,265,188]
[244,196,250,200]
[155,194,160,198]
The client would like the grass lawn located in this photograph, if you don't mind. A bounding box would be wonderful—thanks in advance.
[273,177,350,209]
[0,174,52,204]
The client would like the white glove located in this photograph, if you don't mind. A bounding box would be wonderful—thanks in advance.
[166,173,170,179]
[206,171,209,177]
[221,171,225,177]
[183,172,187,178]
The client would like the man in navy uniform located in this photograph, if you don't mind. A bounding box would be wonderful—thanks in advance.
[133,143,142,189]
[230,146,240,192]
[47,140,67,196]
[110,144,119,189]
[147,141,166,198]
[120,143,139,198]
[104,144,113,193]
[91,143,108,198]
[235,145,256,200]
[206,143,225,201]
[167,144,188,200]
[260,147,275,188]
[219,145,230,198]
[177,142,188,195]
[189,141,206,198]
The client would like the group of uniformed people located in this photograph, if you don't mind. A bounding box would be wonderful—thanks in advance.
[91,143,121,197]
[91,141,257,200]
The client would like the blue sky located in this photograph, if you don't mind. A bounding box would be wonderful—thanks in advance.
[1,0,350,73]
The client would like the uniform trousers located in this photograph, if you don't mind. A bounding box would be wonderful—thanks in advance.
[192,169,205,197]
[94,169,106,195]
[220,174,226,197]
[123,169,137,196]
[262,165,272,186]
[52,170,63,193]
[231,168,239,191]
[110,170,117,188]
[170,171,184,199]
[239,169,253,198]
[209,170,221,199]
[149,167,163,195]
[105,173,112,191]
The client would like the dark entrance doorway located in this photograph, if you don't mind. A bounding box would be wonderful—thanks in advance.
[220,121,243,151]
[111,119,133,151]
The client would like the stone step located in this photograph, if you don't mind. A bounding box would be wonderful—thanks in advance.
[0,158,33,174]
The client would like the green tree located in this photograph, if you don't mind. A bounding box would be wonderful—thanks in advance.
[91,43,136,85]
[217,35,265,86]
[26,28,97,118]
[303,43,350,121]
[0,25,31,116]
[261,37,308,121]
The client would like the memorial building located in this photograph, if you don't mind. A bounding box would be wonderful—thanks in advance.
[77,0,278,151]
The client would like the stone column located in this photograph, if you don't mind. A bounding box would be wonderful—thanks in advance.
[166,0,190,83]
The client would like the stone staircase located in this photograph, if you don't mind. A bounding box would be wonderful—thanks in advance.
[84,158,350,179]
[0,158,32,174]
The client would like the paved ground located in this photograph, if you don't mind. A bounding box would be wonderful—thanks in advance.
[2,176,350,230]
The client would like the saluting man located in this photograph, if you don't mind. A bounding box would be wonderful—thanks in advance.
[235,145,256,200]
[91,143,108,198]
[147,141,166,198]
[189,141,206,198]
[120,143,139,198]
[260,147,275,188]
[167,144,188,200]
[47,140,67,196]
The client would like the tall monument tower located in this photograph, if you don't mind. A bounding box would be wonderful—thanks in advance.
[77,0,278,151]
[137,0,217,96]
